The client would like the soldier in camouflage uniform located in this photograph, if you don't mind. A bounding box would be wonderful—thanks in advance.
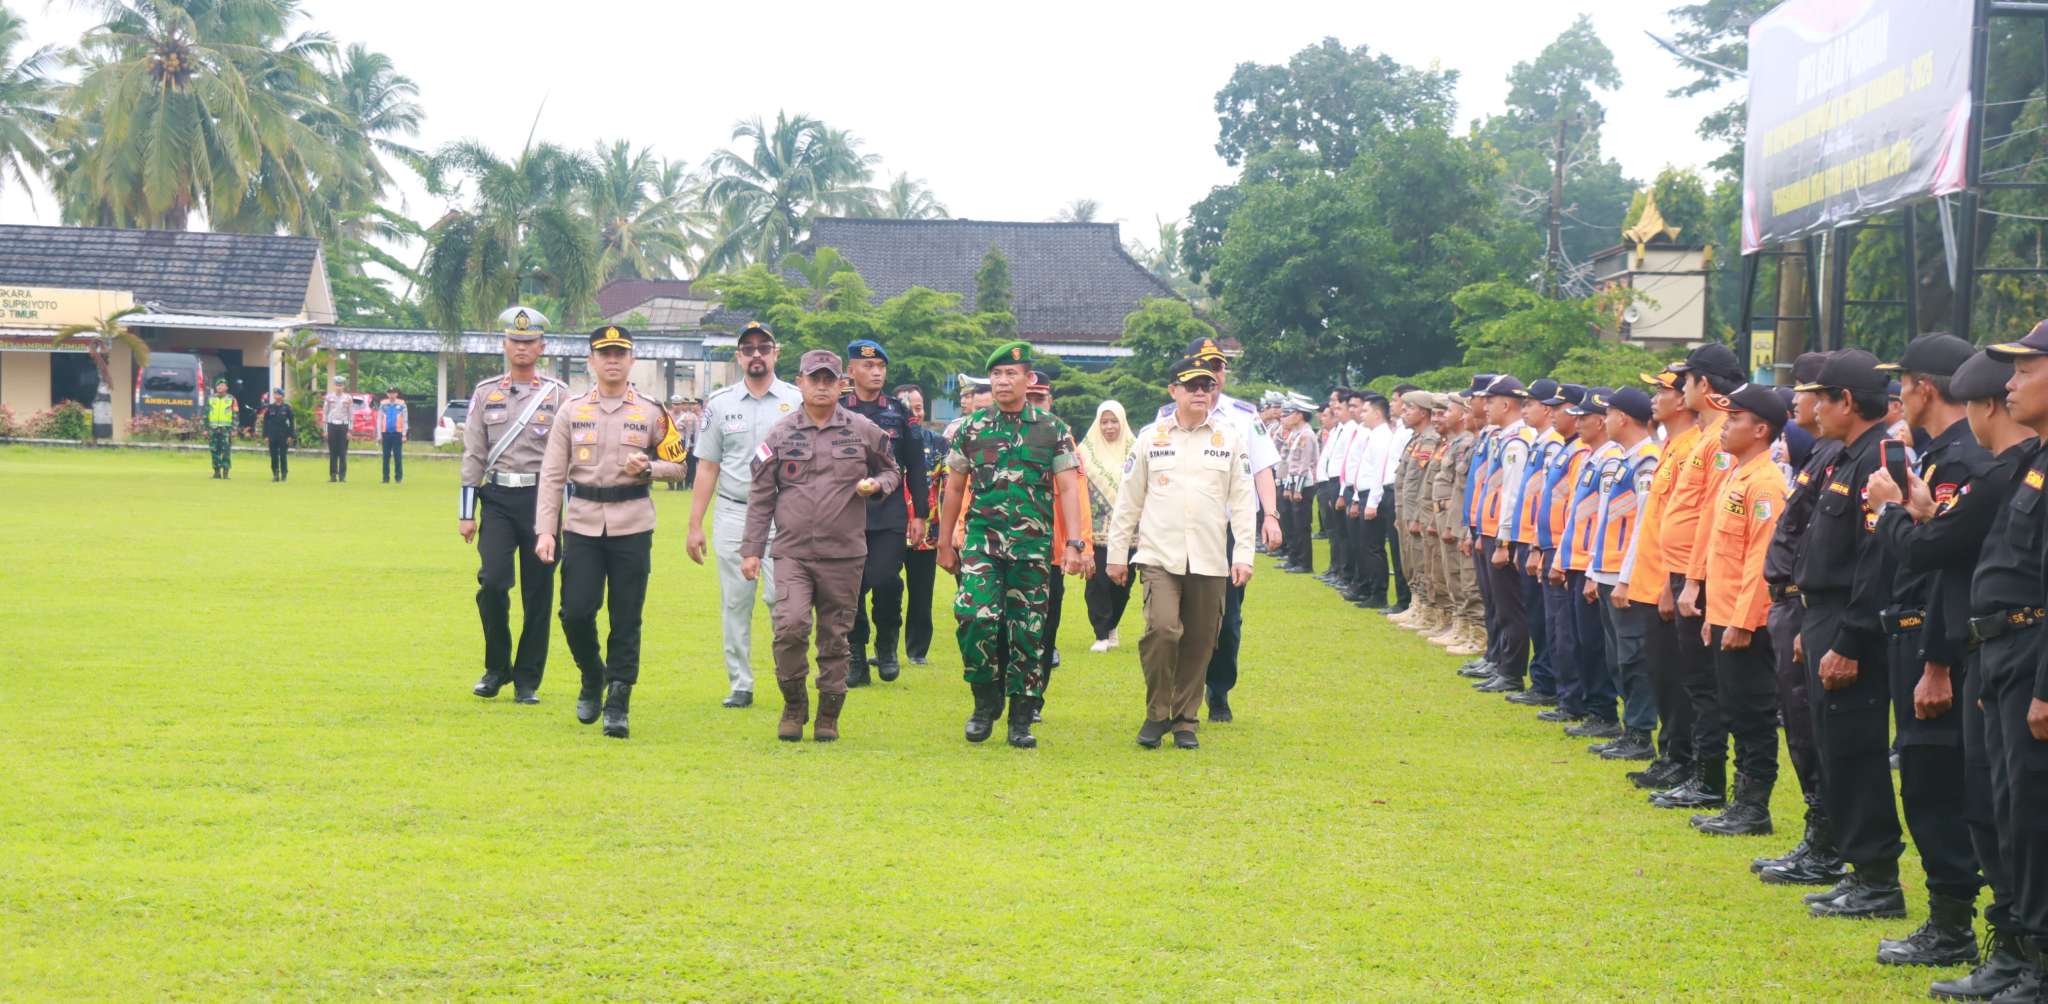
[1432,392,1484,654]
[936,341,1086,749]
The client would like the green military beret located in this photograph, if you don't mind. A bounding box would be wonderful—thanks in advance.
[986,340,1034,371]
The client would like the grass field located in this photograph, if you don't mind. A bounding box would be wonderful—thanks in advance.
[0,444,1956,999]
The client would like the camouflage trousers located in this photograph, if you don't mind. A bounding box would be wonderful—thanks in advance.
[208,427,233,470]
[954,553,1050,698]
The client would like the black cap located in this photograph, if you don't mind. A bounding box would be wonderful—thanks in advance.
[1670,343,1744,383]
[1565,385,1606,416]
[1795,348,1888,394]
[590,325,633,350]
[1554,384,1587,409]
[1724,382,1788,428]
[1527,378,1561,405]
[1790,351,1829,386]
[1602,387,1654,424]
[1950,350,2015,402]
[1461,373,1497,398]
[737,321,775,343]
[1988,319,2048,361]
[1185,335,1227,363]
[1878,332,1974,377]
[1482,374,1526,398]
[1887,380,1903,399]
[1774,386,1796,411]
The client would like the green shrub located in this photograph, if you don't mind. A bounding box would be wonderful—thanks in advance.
[28,401,91,441]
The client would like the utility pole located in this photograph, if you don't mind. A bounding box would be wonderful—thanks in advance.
[1545,114,1568,299]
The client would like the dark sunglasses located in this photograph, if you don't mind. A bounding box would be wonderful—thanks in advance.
[1180,378,1218,392]
[736,342,776,357]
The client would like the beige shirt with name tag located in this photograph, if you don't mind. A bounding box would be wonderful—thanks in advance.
[1106,412,1257,576]
[537,387,686,537]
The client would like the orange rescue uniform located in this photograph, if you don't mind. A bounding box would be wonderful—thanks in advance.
[1702,450,1787,631]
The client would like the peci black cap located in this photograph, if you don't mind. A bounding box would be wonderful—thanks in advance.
[1949,350,2015,403]
[1670,343,1745,383]
[1602,387,1654,424]
[1877,332,1974,377]
[1724,382,1788,428]
[1795,348,1888,394]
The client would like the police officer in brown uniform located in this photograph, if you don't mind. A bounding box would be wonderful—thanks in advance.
[536,325,687,739]
[741,350,901,742]
[459,305,569,704]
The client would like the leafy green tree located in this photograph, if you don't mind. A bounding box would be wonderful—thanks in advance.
[1623,167,1710,237]
[1212,36,1458,171]
[1116,297,1216,386]
[1449,280,1639,380]
[782,246,860,309]
[700,111,878,272]
[56,0,337,230]
[419,137,598,334]
[0,4,55,201]
[973,245,1017,339]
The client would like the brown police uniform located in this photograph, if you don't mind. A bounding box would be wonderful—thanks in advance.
[537,334,686,735]
[743,386,900,741]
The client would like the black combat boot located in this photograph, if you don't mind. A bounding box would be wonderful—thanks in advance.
[1597,729,1656,761]
[964,681,1002,743]
[847,652,871,688]
[512,685,539,705]
[1006,695,1037,749]
[601,681,632,739]
[874,647,901,683]
[1762,811,1849,886]
[1879,894,1980,967]
[575,674,603,725]
[1650,760,1726,809]
[1566,718,1623,739]
[1809,862,1908,919]
[1933,929,2034,1000]
[1692,774,1773,836]
[473,672,507,698]
[1753,799,1820,873]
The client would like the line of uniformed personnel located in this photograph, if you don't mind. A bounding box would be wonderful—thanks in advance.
[1261,336,2048,1001]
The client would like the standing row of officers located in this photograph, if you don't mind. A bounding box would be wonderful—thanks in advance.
[454,307,1279,753]
[1265,334,2048,1001]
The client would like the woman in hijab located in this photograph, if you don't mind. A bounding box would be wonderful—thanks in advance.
[1080,400,1137,651]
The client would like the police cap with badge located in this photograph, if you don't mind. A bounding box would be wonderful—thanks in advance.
[499,304,549,341]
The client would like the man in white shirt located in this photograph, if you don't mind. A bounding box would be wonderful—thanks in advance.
[1109,360,1256,750]
[1319,393,1360,593]
[1345,394,1394,609]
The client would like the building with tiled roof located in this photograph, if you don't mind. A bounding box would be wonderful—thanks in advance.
[596,278,711,328]
[769,218,1182,361]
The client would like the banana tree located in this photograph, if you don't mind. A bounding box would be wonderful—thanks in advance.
[51,306,149,438]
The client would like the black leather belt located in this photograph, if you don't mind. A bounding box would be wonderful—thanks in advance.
[568,482,651,503]
[1769,582,1800,602]
[1798,589,1847,609]
[1880,609,1926,636]
[1969,607,2046,647]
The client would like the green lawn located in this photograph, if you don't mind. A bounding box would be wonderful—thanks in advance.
[0,445,1948,999]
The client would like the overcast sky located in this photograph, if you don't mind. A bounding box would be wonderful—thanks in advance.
[1,0,1736,256]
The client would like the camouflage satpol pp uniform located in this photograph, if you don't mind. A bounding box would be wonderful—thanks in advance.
[946,402,1079,698]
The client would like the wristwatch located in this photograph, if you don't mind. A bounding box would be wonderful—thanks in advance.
[1066,539,1087,552]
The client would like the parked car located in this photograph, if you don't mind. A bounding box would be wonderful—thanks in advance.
[134,352,226,421]
[346,394,377,440]
[434,398,469,447]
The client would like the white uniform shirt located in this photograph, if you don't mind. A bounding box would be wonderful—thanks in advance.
[1321,421,1357,483]
[696,379,804,503]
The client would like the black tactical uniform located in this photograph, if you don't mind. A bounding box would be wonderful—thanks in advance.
[842,361,929,686]
[1869,413,1991,962]
[1793,351,1906,918]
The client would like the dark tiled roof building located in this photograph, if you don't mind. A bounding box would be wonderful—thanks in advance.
[0,224,325,318]
[792,218,1180,349]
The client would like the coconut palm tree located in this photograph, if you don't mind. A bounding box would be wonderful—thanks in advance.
[52,305,149,435]
[781,246,862,310]
[309,42,422,235]
[699,111,878,272]
[0,4,56,202]
[872,172,947,220]
[419,133,599,334]
[585,140,700,282]
[56,0,337,230]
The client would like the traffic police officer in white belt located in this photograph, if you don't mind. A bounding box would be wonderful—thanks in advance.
[685,321,804,709]
[459,305,568,705]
